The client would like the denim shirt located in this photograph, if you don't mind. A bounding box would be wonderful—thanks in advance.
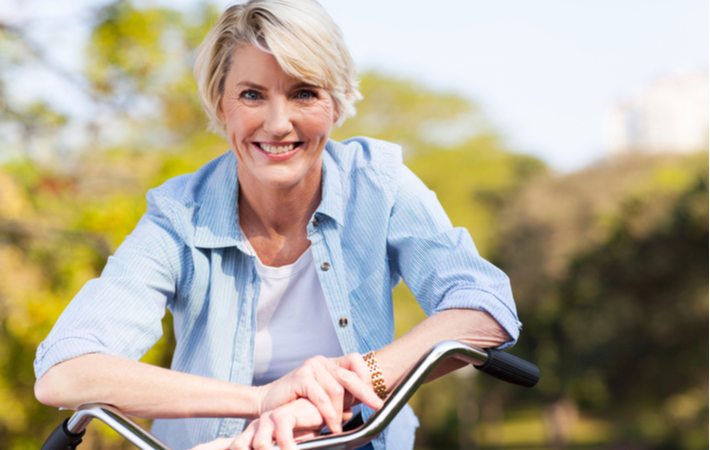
[34,137,521,450]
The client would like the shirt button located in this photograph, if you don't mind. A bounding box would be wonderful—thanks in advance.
[312,217,319,227]
[320,262,330,271]
[339,318,348,327]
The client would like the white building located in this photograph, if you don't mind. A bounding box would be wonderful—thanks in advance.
[602,70,709,154]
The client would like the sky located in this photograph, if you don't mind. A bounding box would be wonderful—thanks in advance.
[301,0,709,171]
[2,0,708,171]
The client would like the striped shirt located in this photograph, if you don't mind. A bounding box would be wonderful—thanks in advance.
[34,137,521,450]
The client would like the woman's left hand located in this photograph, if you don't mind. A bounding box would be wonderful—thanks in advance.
[256,353,380,434]
[231,398,343,450]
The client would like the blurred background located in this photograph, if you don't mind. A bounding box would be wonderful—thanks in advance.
[0,1,707,449]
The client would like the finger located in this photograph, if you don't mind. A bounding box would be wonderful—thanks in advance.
[191,438,233,450]
[331,365,383,410]
[231,421,258,450]
[304,380,341,434]
[342,408,353,424]
[334,354,384,408]
[273,408,299,450]
[337,353,373,386]
[297,363,341,434]
[293,430,319,443]
[311,359,345,433]
[252,413,277,450]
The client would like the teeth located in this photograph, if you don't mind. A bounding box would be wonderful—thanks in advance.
[260,143,295,154]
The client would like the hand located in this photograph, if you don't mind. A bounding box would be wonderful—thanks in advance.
[231,398,350,450]
[189,438,233,450]
[256,353,382,434]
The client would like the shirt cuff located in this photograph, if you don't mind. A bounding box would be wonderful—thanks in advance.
[432,288,522,349]
[34,336,110,382]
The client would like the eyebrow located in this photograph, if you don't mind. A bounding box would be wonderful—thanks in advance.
[237,81,267,90]
[236,81,322,90]
[292,82,320,90]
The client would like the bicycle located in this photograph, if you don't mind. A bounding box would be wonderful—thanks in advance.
[41,341,540,450]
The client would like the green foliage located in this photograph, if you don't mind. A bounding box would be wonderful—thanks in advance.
[87,1,178,93]
[332,72,489,157]
[495,152,709,449]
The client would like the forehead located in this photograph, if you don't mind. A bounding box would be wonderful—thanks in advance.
[226,44,299,87]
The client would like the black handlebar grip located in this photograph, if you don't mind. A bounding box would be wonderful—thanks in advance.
[40,418,86,450]
[474,349,540,387]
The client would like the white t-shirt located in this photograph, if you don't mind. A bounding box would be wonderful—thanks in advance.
[251,247,344,386]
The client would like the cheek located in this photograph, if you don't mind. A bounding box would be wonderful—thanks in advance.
[225,108,261,140]
[301,104,336,137]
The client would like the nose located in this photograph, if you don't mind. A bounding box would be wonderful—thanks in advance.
[263,97,293,137]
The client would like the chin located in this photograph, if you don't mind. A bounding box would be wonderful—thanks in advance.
[259,172,306,189]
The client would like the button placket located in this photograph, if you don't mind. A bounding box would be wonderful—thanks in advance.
[310,225,358,355]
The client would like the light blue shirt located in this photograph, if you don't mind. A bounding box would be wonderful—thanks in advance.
[35,137,521,450]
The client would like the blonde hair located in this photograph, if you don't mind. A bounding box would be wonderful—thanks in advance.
[194,0,362,137]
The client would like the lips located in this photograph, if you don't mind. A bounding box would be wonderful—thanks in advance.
[253,142,303,161]
[258,142,299,154]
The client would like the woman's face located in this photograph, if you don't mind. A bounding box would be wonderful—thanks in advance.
[219,44,338,192]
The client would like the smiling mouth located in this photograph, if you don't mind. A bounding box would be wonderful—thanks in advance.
[256,142,303,154]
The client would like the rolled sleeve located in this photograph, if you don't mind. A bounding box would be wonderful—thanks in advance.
[34,189,189,380]
[387,166,521,348]
[434,287,521,349]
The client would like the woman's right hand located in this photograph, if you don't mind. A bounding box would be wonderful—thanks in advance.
[231,398,336,450]
[255,353,382,434]
[190,398,336,450]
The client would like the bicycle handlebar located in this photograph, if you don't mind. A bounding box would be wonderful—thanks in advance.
[41,341,539,450]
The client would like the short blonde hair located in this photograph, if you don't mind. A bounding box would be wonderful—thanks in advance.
[194,0,362,137]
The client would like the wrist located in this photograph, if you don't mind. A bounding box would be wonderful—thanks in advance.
[251,384,268,419]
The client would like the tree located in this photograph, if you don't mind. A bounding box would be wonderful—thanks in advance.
[496,152,709,450]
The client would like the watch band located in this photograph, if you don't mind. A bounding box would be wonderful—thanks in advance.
[363,350,388,400]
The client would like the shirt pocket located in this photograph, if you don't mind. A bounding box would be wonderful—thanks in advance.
[348,263,395,351]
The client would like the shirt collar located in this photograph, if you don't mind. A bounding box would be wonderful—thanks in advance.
[193,141,345,249]
[192,151,249,250]
[317,141,346,226]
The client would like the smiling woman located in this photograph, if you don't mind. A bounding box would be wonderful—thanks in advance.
[33,1,521,450]
[221,44,337,267]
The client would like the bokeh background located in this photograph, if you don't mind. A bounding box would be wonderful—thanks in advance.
[0,1,707,449]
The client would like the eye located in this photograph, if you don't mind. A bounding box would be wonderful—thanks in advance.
[240,90,261,101]
[295,89,317,100]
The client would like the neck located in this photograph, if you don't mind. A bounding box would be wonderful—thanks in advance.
[237,160,322,238]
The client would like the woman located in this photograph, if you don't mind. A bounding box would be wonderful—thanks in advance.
[34,1,521,449]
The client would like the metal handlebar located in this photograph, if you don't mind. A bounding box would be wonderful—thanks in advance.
[42,341,540,450]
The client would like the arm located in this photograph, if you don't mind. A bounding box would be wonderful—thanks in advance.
[380,165,520,388]
[35,353,262,419]
[376,308,509,390]
[33,191,190,414]
[35,352,381,425]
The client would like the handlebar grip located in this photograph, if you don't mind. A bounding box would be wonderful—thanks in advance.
[475,349,540,387]
[40,418,86,450]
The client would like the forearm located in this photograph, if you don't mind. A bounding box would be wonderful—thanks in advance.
[376,309,511,390]
[35,353,261,419]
